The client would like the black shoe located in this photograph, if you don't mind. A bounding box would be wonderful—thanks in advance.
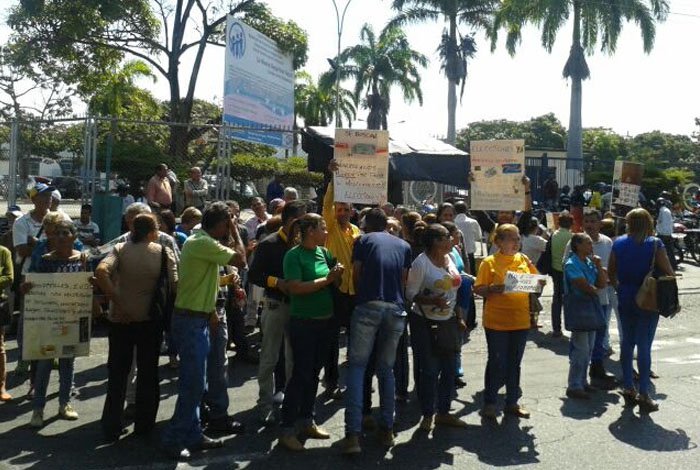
[207,418,245,435]
[590,362,615,380]
[162,444,190,460]
[455,377,467,388]
[191,435,224,451]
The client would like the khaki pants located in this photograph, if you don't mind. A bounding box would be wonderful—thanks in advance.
[256,296,293,411]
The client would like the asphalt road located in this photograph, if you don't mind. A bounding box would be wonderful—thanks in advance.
[0,262,698,469]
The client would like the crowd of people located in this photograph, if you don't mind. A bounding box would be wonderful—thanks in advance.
[0,161,678,461]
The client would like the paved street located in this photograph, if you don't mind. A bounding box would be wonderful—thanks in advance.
[0,262,698,469]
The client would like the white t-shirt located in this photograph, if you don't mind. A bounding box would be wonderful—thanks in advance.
[75,220,101,244]
[656,206,673,236]
[12,212,45,264]
[406,253,462,321]
[520,234,548,265]
[455,213,482,254]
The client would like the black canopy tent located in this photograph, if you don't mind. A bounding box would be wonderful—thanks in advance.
[302,126,470,204]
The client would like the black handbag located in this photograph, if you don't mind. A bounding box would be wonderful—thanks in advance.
[150,245,174,329]
[656,276,680,318]
[427,316,461,357]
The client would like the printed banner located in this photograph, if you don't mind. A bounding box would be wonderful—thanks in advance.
[224,18,294,148]
[22,272,93,360]
[504,271,547,293]
[612,161,644,216]
[470,140,526,211]
[333,129,390,205]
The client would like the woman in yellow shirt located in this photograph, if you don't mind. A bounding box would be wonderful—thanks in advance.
[474,224,540,419]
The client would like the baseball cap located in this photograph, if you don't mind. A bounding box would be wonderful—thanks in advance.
[27,182,56,199]
[6,205,22,217]
[51,189,62,201]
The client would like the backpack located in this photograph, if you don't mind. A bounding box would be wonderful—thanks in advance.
[536,237,553,275]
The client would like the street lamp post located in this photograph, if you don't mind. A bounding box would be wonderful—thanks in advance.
[331,0,353,128]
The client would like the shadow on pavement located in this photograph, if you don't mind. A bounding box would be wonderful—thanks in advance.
[608,408,697,452]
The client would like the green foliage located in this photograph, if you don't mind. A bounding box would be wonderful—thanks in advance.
[295,71,356,127]
[582,128,627,163]
[333,23,427,130]
[229,155,323,189]
[456,113,567,151]
[627,131,698,165]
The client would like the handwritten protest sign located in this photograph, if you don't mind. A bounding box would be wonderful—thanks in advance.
[546,212,560,230]
[333,129,389,205]
[470,140,526,211]
[504,271,547,294]
[612,161,644,216]
[22,272,93,360]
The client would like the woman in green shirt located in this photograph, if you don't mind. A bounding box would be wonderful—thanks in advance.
[278,213,344,451]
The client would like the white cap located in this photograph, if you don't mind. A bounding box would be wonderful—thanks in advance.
[51,189,62,201]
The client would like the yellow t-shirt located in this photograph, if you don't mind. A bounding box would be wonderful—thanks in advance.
[323,180,361,295]
[475,252,537,331]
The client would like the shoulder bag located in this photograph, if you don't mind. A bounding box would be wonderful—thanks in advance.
[635,239,681,317]
[563,261,605,332]
[150,244,174,329]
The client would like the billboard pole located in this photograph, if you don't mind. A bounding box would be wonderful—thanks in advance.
[331,0,354,128]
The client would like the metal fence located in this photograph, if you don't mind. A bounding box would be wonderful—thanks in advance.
[0,116,296,206]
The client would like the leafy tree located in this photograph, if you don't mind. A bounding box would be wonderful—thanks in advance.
[390,0,499,143]
[456,113,567,151]
[8,0,308,159]
[628,131,698,165]
[295,71,356,127]
[331,23,427,130]
[88,60,160,119]
[490,0,669,162]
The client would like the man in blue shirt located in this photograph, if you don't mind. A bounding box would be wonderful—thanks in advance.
[341,208,412,454]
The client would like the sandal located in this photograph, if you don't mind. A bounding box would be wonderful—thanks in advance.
[637,394,659,413]
[619,388,637,408]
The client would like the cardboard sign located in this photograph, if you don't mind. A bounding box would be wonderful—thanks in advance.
[504,271,547,293]
[22,273,93,360]
[470,140,526,211]
[612,161,644,216]
[333,129,389,205]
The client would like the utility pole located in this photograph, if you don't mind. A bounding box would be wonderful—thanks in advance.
[331,0,354,128]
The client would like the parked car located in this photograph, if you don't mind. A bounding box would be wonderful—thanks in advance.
[204,175,259,201]
[51,176,82,199]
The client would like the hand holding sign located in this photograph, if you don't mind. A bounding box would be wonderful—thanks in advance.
[504,271,548,294]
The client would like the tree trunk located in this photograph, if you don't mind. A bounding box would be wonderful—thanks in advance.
[566,2,584,167]
[446,15,458,144]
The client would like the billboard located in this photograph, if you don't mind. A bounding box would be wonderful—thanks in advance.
[224,18,294,148]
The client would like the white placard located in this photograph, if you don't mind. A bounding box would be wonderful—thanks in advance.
[504,271,547,293]
[22,272,93,360]
[470,139,526,211]
[333,128,390,205]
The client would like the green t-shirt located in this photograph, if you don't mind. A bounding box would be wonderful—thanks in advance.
[551,228,573,272]
[283,245,333,319]
[175,229,235,314]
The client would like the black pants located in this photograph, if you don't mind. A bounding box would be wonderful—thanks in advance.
[393,323,409,396]
[323,292,355,388]
[281,317,332,428]
[227,301,250,353]
[658,235,678,270]
[101,320,162,437]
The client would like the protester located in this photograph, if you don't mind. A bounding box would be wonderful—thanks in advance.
[245,197,271,239]
[571,186,586,232]
[0,244,13,402]
[407,224,467,431]
[13,183,54,274]
[248,200,307,424]
[341,208,412,454]
[322,160,362,399]
[608,208,674,412]
[183,167,208,211]
[96,213,178,440]
[564,233,608,400]
[277,213,343,451]
[520,217,548,265]
[454,201,482,276]
[146,164,173,210]
[74,204,101,247]
[160,202,245,459]
[160,210,187,250]
[381,202,395,218]
[549,211,574,338]
[283,187,299,202]
[474,224,542,419]
[655,196,677,271]
[23,220,86,428]
[176,207,202,238]
[266,174,285,202]
[0,205,22,259]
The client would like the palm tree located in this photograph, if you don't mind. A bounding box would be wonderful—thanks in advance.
[88,60,158,118]
[490,0,669,162]
[295,71,356,127]
[329,23,427,130]
[390,0,499,143]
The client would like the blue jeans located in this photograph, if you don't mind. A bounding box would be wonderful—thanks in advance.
[568,331,596,390]
[483,329,528,406]
[591,304,611,362]
[619,298,659,394]
[204,306,229,423]
[409,314,456,416]
[344,301,406,435]
[161,311,210,449]
[33,358,74,410]
[281,317,332,434]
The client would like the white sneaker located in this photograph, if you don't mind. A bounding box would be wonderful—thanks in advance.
[30,410,44,428]
[58,404,79,420]
[272,391,285,404]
